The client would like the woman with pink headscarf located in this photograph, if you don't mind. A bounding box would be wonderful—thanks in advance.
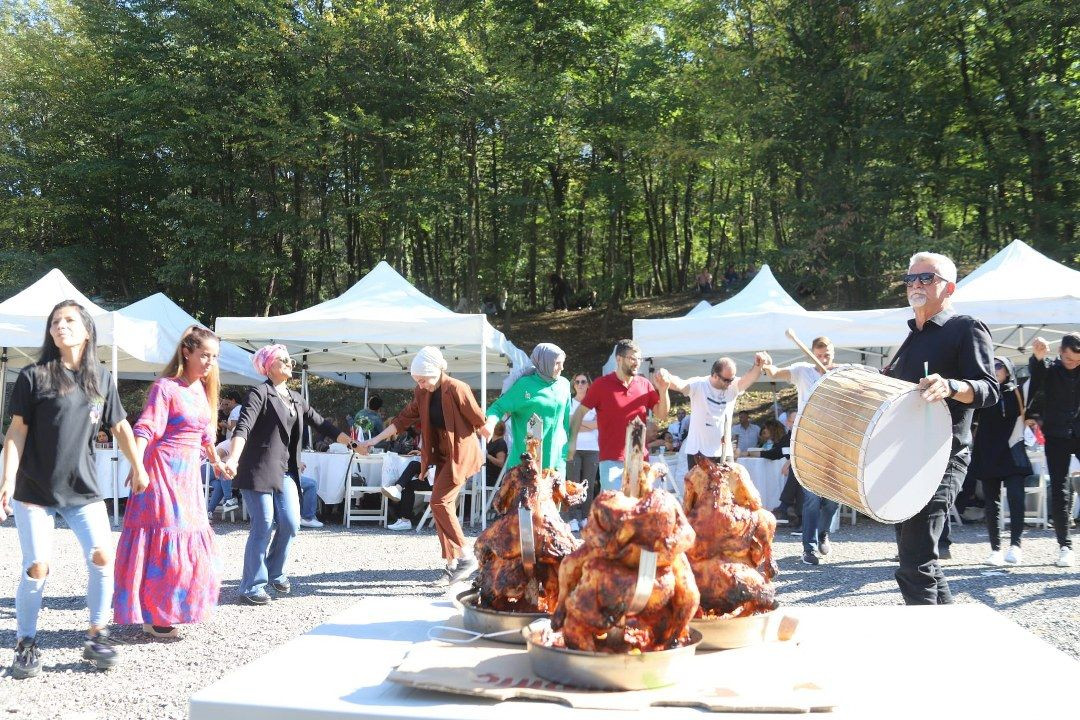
[223,345,355,605]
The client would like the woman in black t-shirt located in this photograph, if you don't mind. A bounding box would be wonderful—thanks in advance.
[0,301,148,679]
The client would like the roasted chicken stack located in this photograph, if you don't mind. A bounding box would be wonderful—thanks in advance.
[472,439,584,613]
[683,458,778,617]
[551,464,701,653]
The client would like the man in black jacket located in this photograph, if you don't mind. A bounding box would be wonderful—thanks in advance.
[1029,333,1080,568]
[884,251,998,604]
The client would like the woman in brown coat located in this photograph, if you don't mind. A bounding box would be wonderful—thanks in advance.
[363,346,491,584]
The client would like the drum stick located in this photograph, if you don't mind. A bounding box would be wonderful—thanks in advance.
[784,328,829,374]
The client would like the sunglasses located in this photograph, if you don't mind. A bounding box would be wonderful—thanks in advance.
[902,272,949,287]
[573,379,589,385]
[278,357,296,366]
[716,375,735,384]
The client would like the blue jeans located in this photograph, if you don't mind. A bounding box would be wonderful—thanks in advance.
[13,500,113,638]
[207,475,234,512]
[598,460,625,492]
[299,475,318,521]
[239,476,300,596]
[801,490,839,553]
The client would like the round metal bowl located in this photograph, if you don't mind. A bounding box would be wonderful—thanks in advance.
[522,618,702,691]
[691,609,793,651]
[455,590,547,645]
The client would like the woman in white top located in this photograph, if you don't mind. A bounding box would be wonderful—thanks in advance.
[565,373,599,531]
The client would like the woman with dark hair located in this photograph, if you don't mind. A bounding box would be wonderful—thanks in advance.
[113,326,228,638]
[363,346,491,585]
[972,356,1032,566]
[1,301,148,678]
[565,372,599,531]
[223,344,354,605]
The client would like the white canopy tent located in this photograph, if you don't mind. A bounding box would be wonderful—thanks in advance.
[115,293,261,386]
[215,261,527,391]
[631,265,902,380]
[950,239,1080,365]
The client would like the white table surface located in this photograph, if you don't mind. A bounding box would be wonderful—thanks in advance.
[736,457,786,511]
[301,451,387,504]
[190,596,1078,719]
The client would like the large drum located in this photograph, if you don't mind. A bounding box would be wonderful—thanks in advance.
[791,366,952,524]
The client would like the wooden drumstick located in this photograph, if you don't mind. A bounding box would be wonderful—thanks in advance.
[785,328,829,374]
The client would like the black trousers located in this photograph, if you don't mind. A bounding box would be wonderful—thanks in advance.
[387,460,427,524]
[778,467,804,518]
[1045,436,1080,549]
[982,474,1027,550]
[895,455,964,605]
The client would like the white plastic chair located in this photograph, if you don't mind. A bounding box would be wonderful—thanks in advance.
[344,454,387,527]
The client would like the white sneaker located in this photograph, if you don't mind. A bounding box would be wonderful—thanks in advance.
[1004,545,1022,565]
[381,484,403,502]
[985,550,1004,566]
[221,498,240,513]
[568,519,580,532]
[299,518,324,528]
[1056,546,1075,568]
[387,518,412,531]
[448,556,479,584]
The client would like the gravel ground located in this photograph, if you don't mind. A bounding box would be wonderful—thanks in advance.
[0,514,1077,719]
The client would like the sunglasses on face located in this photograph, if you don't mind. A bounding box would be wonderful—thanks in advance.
[573,379,589,385]
[717,375,735,384]
[902,272,949,287]
[278,357,295,366]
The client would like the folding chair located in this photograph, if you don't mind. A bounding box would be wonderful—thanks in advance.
[344,453,387,527]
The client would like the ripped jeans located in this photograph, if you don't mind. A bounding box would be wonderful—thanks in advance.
[13,499,114,639]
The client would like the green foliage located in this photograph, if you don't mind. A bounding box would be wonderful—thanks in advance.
[0,0,1076,315]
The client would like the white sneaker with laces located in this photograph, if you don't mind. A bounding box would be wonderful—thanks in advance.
[381,484,403,502]
[221,498,240,512]
[1056,546,1075,568]
[985,550,1004,566]
[299,518,324,528]
[387,518,412,531]
[1004,545,1022,565]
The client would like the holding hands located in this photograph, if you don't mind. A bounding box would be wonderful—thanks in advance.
[1031,336,1050,361]
[653,368,672,390]
[754,351,772,368]
[127,464,151,493]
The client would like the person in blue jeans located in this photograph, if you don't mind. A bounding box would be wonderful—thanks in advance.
[297,462,322,528]
[206,441,239,517]
[224,344,353,605]
[0,301,149,678]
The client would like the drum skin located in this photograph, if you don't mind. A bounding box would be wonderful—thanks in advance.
[791,366,952,524]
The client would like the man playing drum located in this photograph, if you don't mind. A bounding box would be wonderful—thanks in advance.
[883,251,998,605]
[763,337,843,566]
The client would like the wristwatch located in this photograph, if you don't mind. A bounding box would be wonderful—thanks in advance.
[945,379,962,398]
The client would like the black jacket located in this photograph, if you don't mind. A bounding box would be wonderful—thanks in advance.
[232,381,343,493]
[1028,356,1080,439]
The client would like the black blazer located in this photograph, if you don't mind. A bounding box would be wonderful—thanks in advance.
[232,381,343,493]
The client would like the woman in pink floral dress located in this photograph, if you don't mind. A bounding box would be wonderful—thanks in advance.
[113,326,227,638]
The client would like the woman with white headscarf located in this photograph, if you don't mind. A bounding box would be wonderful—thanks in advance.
[363,347,491,585]
[483,343,572,476]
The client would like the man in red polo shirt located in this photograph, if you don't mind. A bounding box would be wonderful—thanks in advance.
[568,339,669,491]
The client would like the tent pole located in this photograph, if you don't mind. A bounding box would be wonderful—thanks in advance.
[480,323,488,531]
[0,347,7,434]
[111,342,120,527]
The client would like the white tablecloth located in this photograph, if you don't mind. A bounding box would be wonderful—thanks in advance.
[736,457,787,511]
[300,451,364,505]
[93,447,131,501]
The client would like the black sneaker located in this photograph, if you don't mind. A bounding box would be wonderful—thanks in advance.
[10,637,42,679]
[270,578,291,595]
[801,550,820,566]
[938,545,952,560]
[82,629,119,671]
[818,534,831,556]
[242,589,272,605]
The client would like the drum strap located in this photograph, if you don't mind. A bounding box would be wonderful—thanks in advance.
[883,331,917,376]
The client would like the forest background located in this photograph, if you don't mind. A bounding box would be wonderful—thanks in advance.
[1,0,1077,325]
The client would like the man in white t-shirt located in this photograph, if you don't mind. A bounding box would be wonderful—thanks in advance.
[668,408,689,450]
[762,336,841,566]
[656,353,769,469]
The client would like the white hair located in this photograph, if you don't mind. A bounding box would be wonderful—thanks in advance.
[908,252,957,283]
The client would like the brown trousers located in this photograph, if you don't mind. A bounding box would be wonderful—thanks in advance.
[429,431,466,560]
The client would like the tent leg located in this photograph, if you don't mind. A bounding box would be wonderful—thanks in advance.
[111,343,120,527]
[0,347,7,434]
[480,329,488,531]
